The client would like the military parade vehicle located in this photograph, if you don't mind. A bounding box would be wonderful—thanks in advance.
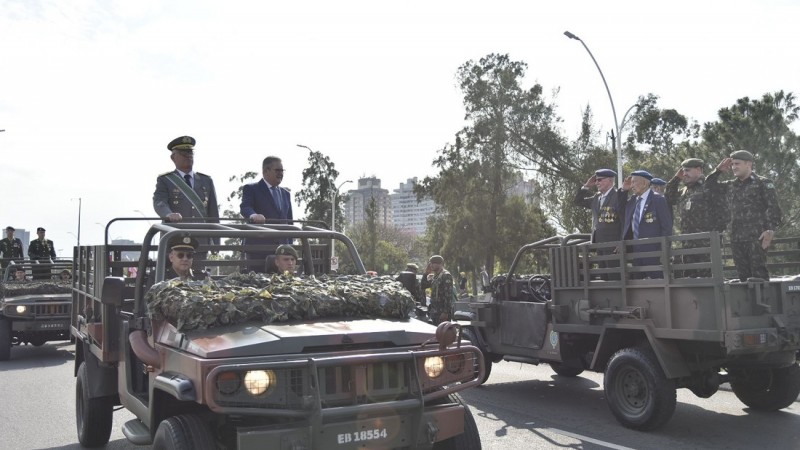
[456,231,800,430]
[0,259,73,360]
[71,219,484,449]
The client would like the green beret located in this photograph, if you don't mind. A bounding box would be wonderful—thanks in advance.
[429,255,444,264]
[168,235,199,251]
[406,263,419,271]
[276,245,298,259]
[730,150,754,161]
[168,135,196,151]
[681,158,704,168]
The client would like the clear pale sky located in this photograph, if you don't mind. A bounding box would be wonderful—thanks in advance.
[1,0,797,253]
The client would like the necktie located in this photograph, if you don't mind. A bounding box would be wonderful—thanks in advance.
[184,174,192,188]
[632,196,642,239]
[271,186,282,213]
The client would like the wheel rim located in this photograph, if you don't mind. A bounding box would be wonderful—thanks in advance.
[614,366,649,416]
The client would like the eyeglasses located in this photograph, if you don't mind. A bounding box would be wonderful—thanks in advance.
[175,252,195,259]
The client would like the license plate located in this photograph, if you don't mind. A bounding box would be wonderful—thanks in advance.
[324,415,408,449]
[37,322,65,330]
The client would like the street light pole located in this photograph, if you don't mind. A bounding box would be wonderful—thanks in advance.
[564,31,622,187]
[330,180,353,259]
[71,197,82,247]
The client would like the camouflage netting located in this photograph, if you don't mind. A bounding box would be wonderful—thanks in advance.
[2,281,72,297]
[146,272,416,331]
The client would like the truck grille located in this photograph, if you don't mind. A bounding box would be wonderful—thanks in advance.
[212,361,413,410]
[32,304,71,317]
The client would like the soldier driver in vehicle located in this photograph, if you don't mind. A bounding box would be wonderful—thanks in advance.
[166,236,207,282]
[274,244,298,275]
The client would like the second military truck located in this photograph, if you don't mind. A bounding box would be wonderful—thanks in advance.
[458,232,800,430]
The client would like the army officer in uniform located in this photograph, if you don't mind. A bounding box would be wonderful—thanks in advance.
[153,135,220,270]
[166,236,208,282]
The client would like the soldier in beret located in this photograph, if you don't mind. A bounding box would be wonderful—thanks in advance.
[574,169,626,280]
[274,244,298,274]
[420,255,455,324]
[166,235,206,282]
[650,177,667,195]
[28,227,57,280]
[706,150,783,281]
[665,158,725,277]
[153,136,220,271]
[13,265,28,282]
[0,226,24,269]
[622,170,673,279]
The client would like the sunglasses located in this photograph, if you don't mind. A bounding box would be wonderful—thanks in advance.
[175,251,195,260]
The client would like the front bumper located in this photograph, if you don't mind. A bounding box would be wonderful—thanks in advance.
[237,402,465,449]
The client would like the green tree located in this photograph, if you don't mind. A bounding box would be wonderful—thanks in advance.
[294,147,345,228]
[418,53,562,276]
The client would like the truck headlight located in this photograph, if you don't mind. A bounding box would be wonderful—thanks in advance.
[424,356,444,378]
[244,370,276,396]
[16,305,27,314]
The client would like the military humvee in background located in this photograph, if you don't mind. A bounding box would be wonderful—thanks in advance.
[457,231,800,430]
[0,259,73,360]
[72,219,484,449]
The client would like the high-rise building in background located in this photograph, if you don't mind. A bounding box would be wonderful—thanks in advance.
[391,178,435,235]
[343,177,392,228]
[344,175,538,237]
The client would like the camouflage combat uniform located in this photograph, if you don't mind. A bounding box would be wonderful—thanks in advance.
[421,269,455,325]
[665,175,723,277]
[706,169,782,281]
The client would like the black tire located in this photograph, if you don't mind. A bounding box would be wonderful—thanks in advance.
[730,363,800,411]
[432,394,482,450]
[76,362,114,447]
[153,414,217,450]
[550,362,584,377]
[0,318,11,361]
[604,347,676,431]
[462,328,492,385]
[30,337,47,347]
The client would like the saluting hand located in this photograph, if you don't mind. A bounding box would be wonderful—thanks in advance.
[622,176,632,191]
[717,157,733,172]
[674,168,685,180]
[584,175,597,188]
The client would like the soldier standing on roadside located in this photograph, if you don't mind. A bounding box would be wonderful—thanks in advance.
[665,158,724,277]
[706,150,782,281]
[420,255,454,325]
[0,226,24,268]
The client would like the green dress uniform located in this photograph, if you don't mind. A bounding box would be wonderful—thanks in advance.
[28,238,57,280]
[421,269,455,325]
[706,169,782,281]
[0,237,24,268]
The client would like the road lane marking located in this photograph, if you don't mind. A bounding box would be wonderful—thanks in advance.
[524,423,636,450]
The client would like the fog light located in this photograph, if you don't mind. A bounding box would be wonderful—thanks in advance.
[16,305,26,314]
[424,356,444,378]
[244,370,276,396]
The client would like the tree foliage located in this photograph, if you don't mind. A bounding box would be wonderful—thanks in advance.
[417,54,559,276]
[295,148,345,228]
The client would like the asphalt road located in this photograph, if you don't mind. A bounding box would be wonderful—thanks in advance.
[1,342,798,450]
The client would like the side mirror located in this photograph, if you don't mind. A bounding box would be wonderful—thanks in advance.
[100,276,125,307]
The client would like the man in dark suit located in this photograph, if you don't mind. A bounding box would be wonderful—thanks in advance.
[153,135,220,270]
[574,169,626,279]
[240,156,293,272]
[622,170,673,279]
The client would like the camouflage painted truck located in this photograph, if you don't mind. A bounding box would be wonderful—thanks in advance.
[0,259,73,360]
[457,231,800,430]
[71,219,484,449]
